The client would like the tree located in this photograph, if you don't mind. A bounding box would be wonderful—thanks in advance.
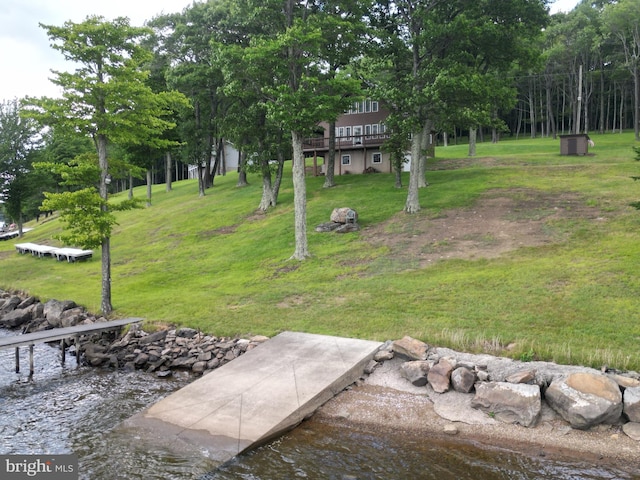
[0,99,42,235]
[24,16,188,315]
[150,2,231,197]
[604,0,640,140]
[238,0,361,259]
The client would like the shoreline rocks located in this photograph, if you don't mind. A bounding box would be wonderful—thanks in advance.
[0,290,266,377]
[2,290,640,443]
[378,336,640,441]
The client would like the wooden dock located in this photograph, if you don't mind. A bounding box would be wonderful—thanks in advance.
[0,317,142,375]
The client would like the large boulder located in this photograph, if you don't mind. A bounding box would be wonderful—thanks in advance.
[427,358,455,393]
[0,307,33,328]
[43,299,77,327]
[545,372,623,429]
[400,360,432,387]
[392,336,429,361]
[451,367,476,393]
[0,295,22,316]
[623,386,640,423]
[330,207,358,224]
[471,382,541,427]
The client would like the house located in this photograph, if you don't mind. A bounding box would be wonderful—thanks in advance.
[188,140,241,179]
[303,99,435,176]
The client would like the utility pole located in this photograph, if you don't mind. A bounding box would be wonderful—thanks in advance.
[576,64,583,134]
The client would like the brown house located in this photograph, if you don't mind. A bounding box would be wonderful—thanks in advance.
[303,99,395,175]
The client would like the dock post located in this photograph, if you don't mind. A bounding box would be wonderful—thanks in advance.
[29,345,34,376]
[60,339,66,365]
[15,347,19,373]
[74,335,81,368]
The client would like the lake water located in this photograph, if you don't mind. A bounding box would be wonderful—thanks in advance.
[1,328,638,479]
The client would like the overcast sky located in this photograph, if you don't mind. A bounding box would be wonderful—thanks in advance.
[1,0,579,102]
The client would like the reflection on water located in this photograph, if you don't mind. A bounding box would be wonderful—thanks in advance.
[1,329,638,479]
[212,421,636,480]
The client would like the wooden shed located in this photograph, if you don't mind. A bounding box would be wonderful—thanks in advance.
[560,134,590,156]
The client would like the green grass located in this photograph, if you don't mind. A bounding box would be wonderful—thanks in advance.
[2,131,640,370]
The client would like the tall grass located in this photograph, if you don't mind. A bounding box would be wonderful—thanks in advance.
[1,132,639,370]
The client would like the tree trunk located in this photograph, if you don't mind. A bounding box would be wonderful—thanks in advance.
[468,126,477,156]
[197,163,206,197]
[634,64,640,140]
[165,152,172,192]
[394,158,403,188]
[405,129,422,214]
[417,122,430,188]
[236,150,248,187]
[128,172,133,200]
[323,120,336,188]
[272,147,285,202]
[290,130,310,260]
[146,169,152,207]
[258,157,276,211]
[97,133,112,315]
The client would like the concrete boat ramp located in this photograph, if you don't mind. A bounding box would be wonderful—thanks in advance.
[123,331,382,464]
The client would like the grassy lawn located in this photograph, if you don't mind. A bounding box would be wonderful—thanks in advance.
[1,132,639,370]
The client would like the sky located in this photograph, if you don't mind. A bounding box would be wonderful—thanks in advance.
[1,0,580,101]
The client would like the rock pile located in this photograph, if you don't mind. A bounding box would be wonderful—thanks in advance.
[0,290,265,377]
[373,335,640,440]
[315,207,360,233]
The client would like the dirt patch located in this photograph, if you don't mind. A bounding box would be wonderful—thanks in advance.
[361,188,604,268]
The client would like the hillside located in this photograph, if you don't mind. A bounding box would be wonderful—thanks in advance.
[1,133,640,370]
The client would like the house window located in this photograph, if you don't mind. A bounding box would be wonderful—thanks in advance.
[371,123,379,137]
[353,126,362,145]
[372,152,382,164]
[365,124,371,138]
[337,127,344,139]
[341,154,351,165]
[365,99,371,113]
[372,101,379,112]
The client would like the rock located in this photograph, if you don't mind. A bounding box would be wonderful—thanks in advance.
[192,361,208,373]
[400,360,431,386]
[171,356,197,368]
[250,335,269,343]
[364,360,378,375]
[622,422,640,441]
[451,367,476,393]
[315,222,342,232]
[156,369,173,378]
[335,223,360,233]
[134,353,150,366]
[443,424,458,435]
[545,373,623,430]
[428,358,454,393]
[0,307,33,328]
[176,327,198,338]
[392,336,429,360]
[43,299,76,327]
[610,374,640,389]
[471,382,541,427]
[623,386,640,422]
[506,369,536,384]
[330,207,358,224]
[374,349,394,362]
[0,295,22,315]
[138,330,168,345]
[16,296,37,309]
